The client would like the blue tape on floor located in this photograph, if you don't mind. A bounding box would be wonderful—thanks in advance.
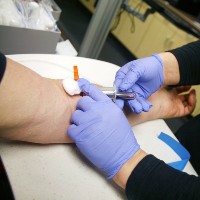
[158,132,190,171]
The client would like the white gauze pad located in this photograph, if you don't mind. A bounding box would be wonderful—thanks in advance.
[62,77,81,96]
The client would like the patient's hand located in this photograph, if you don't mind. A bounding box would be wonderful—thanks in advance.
[124,86,196,126]
[0,57,81,144]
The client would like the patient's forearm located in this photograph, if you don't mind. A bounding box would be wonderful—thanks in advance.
[1,59,189,144]
[0,58,80,144]
[123,91,164,126]
[124,104,159,126]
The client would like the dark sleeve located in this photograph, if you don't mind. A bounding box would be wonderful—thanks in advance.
[0,52,6,83]
[168,40,200,86]
[126,155,200,200]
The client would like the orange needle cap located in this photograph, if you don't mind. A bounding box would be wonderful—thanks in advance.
[73,65,79,81]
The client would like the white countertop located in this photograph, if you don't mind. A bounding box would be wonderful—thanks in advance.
[0,54,197,200]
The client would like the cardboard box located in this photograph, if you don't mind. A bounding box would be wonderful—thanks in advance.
[0,25,61,54]
[51,0,62,21]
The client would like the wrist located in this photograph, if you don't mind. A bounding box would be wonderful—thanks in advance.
[158,52,180,86]
[113,149,147,189]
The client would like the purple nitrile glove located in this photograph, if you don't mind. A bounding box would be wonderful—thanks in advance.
[114,54,164,113]
[68,78,140,179]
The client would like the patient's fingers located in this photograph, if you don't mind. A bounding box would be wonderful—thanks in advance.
[77,96,95,111]
[184,89,196,114]
[176,86,191,94]
[177,89,196,116]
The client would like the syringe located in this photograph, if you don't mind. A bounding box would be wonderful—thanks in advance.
[98,85,136,102]
[62,77,136,101]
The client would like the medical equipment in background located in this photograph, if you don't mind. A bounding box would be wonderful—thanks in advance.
[143,0,200,38]
[0,0,56,30]
[79,0,124,59]
[79,0,200,59]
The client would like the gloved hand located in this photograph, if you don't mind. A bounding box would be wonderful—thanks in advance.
[68,78,140,179]
[114,54,164,113]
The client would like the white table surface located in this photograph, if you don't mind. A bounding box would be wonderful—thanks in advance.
[0,54,197,200]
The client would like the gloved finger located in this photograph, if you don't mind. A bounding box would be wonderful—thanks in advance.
[115,99,124,109]
[71,110,97,126]
[78,78,110,101]
[114,78,122,90]
[137,97,152,112]
[114,63,133,87]
[77,96,95,111]
[114,71,125,88]
[77,78,91,92]
[119,70,139,91]
[68,123,92,142]
[129,84,145,98]
[68,117,99,142]
[128,99,143,114]
[67,124,77,141]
